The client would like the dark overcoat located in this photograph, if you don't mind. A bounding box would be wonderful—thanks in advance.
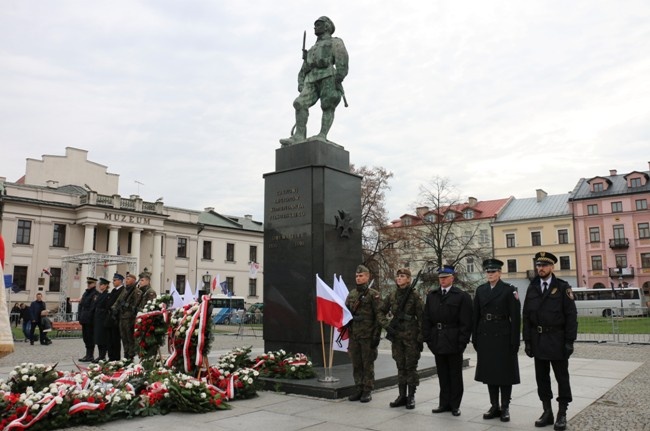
[522,275,578,360]
[472,279,521,384]
[422,286,473,355]
[78,287,99,324]
[92,290,110,345]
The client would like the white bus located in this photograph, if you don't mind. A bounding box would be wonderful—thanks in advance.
[209,295,246,324]
[572,287,649,317]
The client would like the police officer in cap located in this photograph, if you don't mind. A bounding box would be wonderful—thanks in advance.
[472,258,521,422]
[106,273,124,361]
[422,264,473,417]
[78,277,99,362]
[345,264,389,403]
[522,252,577,431]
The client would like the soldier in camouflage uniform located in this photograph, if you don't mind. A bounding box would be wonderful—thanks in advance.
[345,265,389,403]
[136,272,157,311]
[382,268,424,409]
[116,273,142,360]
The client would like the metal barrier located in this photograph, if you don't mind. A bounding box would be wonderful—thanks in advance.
[577,307,650,344]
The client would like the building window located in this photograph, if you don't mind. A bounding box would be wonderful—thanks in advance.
[127,232,132,254]
[176,275,186,294]
[507,259,517,273]
[558,229,569,244]
[613,224,625,240]
[226,243,235,262]
[589,227,600,243]
[466,257,474,273]
[249,245,257,263]
[177,237,188,258]
[615,254,628,268]
[403,218,412,226]
[12,266,28,291]
[226,276,234,295]
[611,201,623,213]
[16,220,32,244]
[559,256,571,270]
[587,204,598,215]
[479,229,489,244]
[463,209,474,219]
[51,223,66,247]
[49,268,62,292]
[641,253,650,268]
[92,227,97,251]
[591,255,603,270]
[202,240,212,260]
[630,177,642,188]
[424,214,434,222]
[638,222,650,239]
[506,233,515,248]
[531,231,541,246]
[636,199,648,210]
[248,278,257,297]
[593,182,604,192]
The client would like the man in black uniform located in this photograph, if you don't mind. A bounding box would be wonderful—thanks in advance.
[78,277,99,362]
[105,273,124,361]
[522,252,577,431]
[473,258,520,422]
[422,265,473,417]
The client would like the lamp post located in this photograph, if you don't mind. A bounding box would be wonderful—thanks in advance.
[202,272,211,297]
[618,275,624,317]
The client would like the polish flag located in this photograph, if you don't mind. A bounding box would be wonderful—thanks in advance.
[333,274,352,327]
[316,274,346,328]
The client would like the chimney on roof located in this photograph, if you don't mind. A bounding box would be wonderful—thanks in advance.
[244,214,252,220]
[609,169,617,176]
[416,206,429,217]
[468,197,477,207]
[204,207,214,212]
[536,189,547,202]
[46,180,59,189]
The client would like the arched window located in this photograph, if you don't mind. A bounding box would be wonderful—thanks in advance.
[593,282,606,289]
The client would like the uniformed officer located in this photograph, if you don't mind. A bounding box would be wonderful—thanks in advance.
[280,16,349,146]
[522,252,577,431]
[136,271,157,311]
[382,268,424,409]
[91,277,111,363]
[117,272,143,361]
[472,258,521,422]
[78,277,99,362]
[345,265,389,403]
[422,265,473,417]
[106,273,124,361]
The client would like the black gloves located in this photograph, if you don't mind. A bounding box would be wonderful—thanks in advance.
[565,342,574,358]
[511,344,520,355]
[525,341,533,358]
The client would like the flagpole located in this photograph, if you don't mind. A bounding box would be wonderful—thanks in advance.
[328,325,335,369]
[319,321,327,370]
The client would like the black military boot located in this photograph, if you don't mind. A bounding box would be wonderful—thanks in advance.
[535,400,554,427]
[406,385,416,410]
[79,348,94,362]
[500,404,510,422]
[389,384,407,408]
[360,391,372,403]
[348,390,362,402]
[554,405,567,431]
[483,387,501,419]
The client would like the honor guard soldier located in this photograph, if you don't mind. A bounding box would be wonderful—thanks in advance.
[422,265,473,417]
[472,258,521,422]
[345,264,389,403]
[106,273,124,361]
[522,252,577,431]
[78,277,99,362]
[116,272,143,361]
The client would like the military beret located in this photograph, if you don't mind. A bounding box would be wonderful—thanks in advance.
[396,268,411,277]
[125,273,137,280]
[138,272,151,279]
[356,264,370,274]
[437,265,455,277]
[112,273,124,281]
[86,277,98,283]
[482,258,504,271]
[535,251,558,265]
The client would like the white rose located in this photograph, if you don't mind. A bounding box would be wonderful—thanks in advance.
[20,368,28,374]
[291,367,296,372]
[54,396,63,404]
[253,371,259,377]
[9,371,17,377]
[31,404,40,411]
[200,393,206,399]
[29,376,37,381]
[247,378,253,384]
[24,399,33,407]
[22,375,28,381]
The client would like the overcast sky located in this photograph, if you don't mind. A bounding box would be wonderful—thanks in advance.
[1,1,649,221]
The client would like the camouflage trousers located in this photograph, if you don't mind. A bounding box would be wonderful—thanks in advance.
[391,336,421,386]
[348,337,378,392]
[119,317,136,360]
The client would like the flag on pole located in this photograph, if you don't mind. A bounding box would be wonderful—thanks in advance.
[220,281,228,296]
[183,279,195,305]
[169,281,184,309]
[211,276,217,292]
[249,262,259,279]
[316,274,346,328]
[332,274,352,352]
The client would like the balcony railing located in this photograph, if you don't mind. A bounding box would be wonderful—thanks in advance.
[609,238,629,249]
[608,267,635,278]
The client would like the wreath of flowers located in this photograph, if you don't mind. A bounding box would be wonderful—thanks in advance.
[165,296,214,374]
[251,349,316,379]
[134,295,172,368]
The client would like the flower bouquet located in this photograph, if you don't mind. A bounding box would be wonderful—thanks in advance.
[252,350,316,379]
[166,297,213,374]
[135,295,172,368]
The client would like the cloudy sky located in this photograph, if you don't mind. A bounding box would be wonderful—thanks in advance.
[1,1,649,221]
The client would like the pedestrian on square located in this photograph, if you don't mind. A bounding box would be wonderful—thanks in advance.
[422,264,473,417]
[28,292,47,345]
[382,268,424,409]
[19,303,31,342]
[345,264,389,403]
[472,258,521,422]
[522,251,577,431]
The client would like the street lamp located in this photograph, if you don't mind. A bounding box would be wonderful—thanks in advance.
[202,272,211,295]
[618,275,624,317]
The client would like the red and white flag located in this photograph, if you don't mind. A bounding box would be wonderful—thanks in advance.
[332,274,352,352]
[316,274,346,328]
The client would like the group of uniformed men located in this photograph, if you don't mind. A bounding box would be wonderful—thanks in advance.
[345,251,577,431]
[76,271,157,363]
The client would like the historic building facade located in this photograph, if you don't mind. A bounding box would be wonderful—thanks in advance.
[569,165,650,294]
[0,147,263,310]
